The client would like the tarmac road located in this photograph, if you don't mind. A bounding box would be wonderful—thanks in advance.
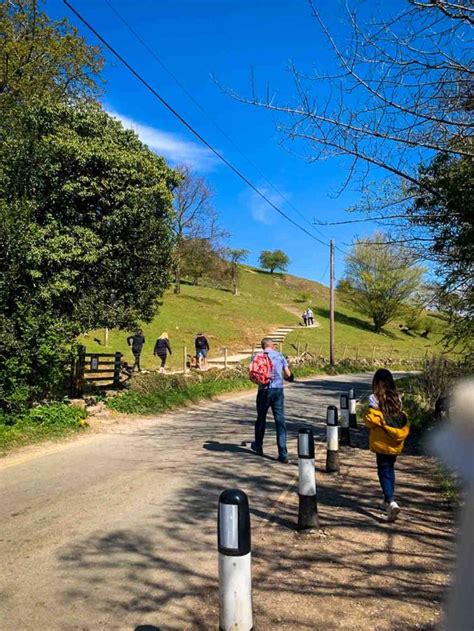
[0,373,386,630]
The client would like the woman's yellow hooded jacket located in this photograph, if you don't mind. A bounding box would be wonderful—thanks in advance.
[364,407,410,455]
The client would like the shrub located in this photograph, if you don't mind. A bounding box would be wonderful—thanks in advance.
[0,402,87,452]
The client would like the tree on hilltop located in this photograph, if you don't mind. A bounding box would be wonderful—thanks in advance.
[259,249,290,274]
[223,248,249,295]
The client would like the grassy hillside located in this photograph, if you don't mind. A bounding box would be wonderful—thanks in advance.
[79,266,446,370]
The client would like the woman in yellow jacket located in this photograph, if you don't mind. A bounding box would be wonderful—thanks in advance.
[364,369,410,522]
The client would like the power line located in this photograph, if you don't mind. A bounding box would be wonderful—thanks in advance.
[104,0,330,243]
[63,0,330,248]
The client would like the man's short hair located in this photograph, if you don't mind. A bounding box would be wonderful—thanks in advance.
[261,337,275,349]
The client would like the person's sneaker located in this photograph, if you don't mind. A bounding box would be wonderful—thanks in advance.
[379,501,389,511]
[250,442,263,456]
[387,501,400,522]
[277,456,290,464]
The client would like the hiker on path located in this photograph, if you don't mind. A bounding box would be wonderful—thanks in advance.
[301,311,308,326]
[306,307,314,326]
[127,329,145,372]
[364,368,410,522]
[249,337,294,463]
[195,332,210,369]
[154,332,172,373]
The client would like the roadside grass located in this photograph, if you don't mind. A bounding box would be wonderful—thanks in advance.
[0,404,88,455]
[79,266,446,372]
[107,368,254,415]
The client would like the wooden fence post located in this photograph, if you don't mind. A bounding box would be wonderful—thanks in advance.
[183,346,188,374]
[297,341,300,359]
[388,346,394,361]
[318,344,323,357]
[224,347,228,370]
[76,345,86,398]
[113,351,121,388]
[355,347,359,361]
[371,345,376,362]
[342,345,347,360]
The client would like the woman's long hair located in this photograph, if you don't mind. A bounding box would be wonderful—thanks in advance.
[372,368,402,419]
[159,332,168,339]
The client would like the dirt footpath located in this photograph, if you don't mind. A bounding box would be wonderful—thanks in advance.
[201,429,456,630]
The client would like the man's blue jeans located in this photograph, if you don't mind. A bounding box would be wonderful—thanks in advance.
[376,453,397,503]
[255,387,287,459]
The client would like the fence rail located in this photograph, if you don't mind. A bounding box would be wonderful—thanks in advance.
[70,346,121,397]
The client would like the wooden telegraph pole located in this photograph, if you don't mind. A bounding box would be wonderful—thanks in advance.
[329,240,335,366]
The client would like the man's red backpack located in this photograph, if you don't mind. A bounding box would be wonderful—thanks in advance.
[249,352,273,385]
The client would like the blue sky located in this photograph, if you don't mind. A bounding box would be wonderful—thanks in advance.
[48,0,398,285]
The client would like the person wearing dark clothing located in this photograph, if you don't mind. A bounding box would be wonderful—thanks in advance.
[195,332,210,369]
[154,332,172,373]
[127,330,145,372]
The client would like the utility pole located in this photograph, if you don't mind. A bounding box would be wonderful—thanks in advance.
[329,239,335,366]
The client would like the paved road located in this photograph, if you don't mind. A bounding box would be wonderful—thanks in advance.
[0,374,382,630]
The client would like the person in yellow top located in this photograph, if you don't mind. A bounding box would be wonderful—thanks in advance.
[364,368,410,522]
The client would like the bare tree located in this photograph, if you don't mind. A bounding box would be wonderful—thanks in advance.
[225,0,473,347]
[172,164,227,293]
[226,1,472,194]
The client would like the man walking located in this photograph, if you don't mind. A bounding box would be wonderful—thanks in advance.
[250,338,294,463]
[127,329,145,372]
[195,332,210,369]
[306,307,314,326]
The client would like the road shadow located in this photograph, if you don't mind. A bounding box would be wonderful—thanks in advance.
[55,373,454,629]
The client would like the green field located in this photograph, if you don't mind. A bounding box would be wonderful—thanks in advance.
[79,266,446,371]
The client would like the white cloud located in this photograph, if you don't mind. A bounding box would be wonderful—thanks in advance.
[247,187,288,225]
[108,110,219,171]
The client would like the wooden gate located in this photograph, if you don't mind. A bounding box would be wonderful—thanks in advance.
[70,345,122,397]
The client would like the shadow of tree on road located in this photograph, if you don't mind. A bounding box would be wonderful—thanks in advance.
[56,374,455,630]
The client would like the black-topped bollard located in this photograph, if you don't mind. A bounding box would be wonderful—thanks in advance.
[349,389,357,428]
[218,489,253,631]
[297,428,318,531]
[326,405,340,473]
[339,393,351,446]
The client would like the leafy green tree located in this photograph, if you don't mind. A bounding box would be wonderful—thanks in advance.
[180,237,228,287]
[408,150,473,352]
[224,249,249,295]
[259,249,290,274]
[342,233,424,333]
[0,101,178,412]
[0,0,102,106]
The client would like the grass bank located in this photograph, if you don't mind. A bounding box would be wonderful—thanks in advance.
[79,266,448,372]
[108,359,398,416]
[0,403,87,455]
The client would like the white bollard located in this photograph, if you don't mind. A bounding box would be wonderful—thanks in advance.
[339,393,351,446]
[348,388,357,428]
[297,428,318,530]
[326,405,340,473]
[218,489,253,631]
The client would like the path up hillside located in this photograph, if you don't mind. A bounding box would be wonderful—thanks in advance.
[80,266,447,371]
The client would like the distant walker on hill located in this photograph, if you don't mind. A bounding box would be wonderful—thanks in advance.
[127,330,145,373]
[154,332,172,373]
[195,332,210,369]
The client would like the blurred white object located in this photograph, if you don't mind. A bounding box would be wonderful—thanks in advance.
[430,377,474,631]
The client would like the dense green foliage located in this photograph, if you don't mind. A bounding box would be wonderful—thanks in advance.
[259,249,290,274]
[342,233,424,333]
[0,403,87,453]
[0,2,179,412]
[409,150,474,353]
